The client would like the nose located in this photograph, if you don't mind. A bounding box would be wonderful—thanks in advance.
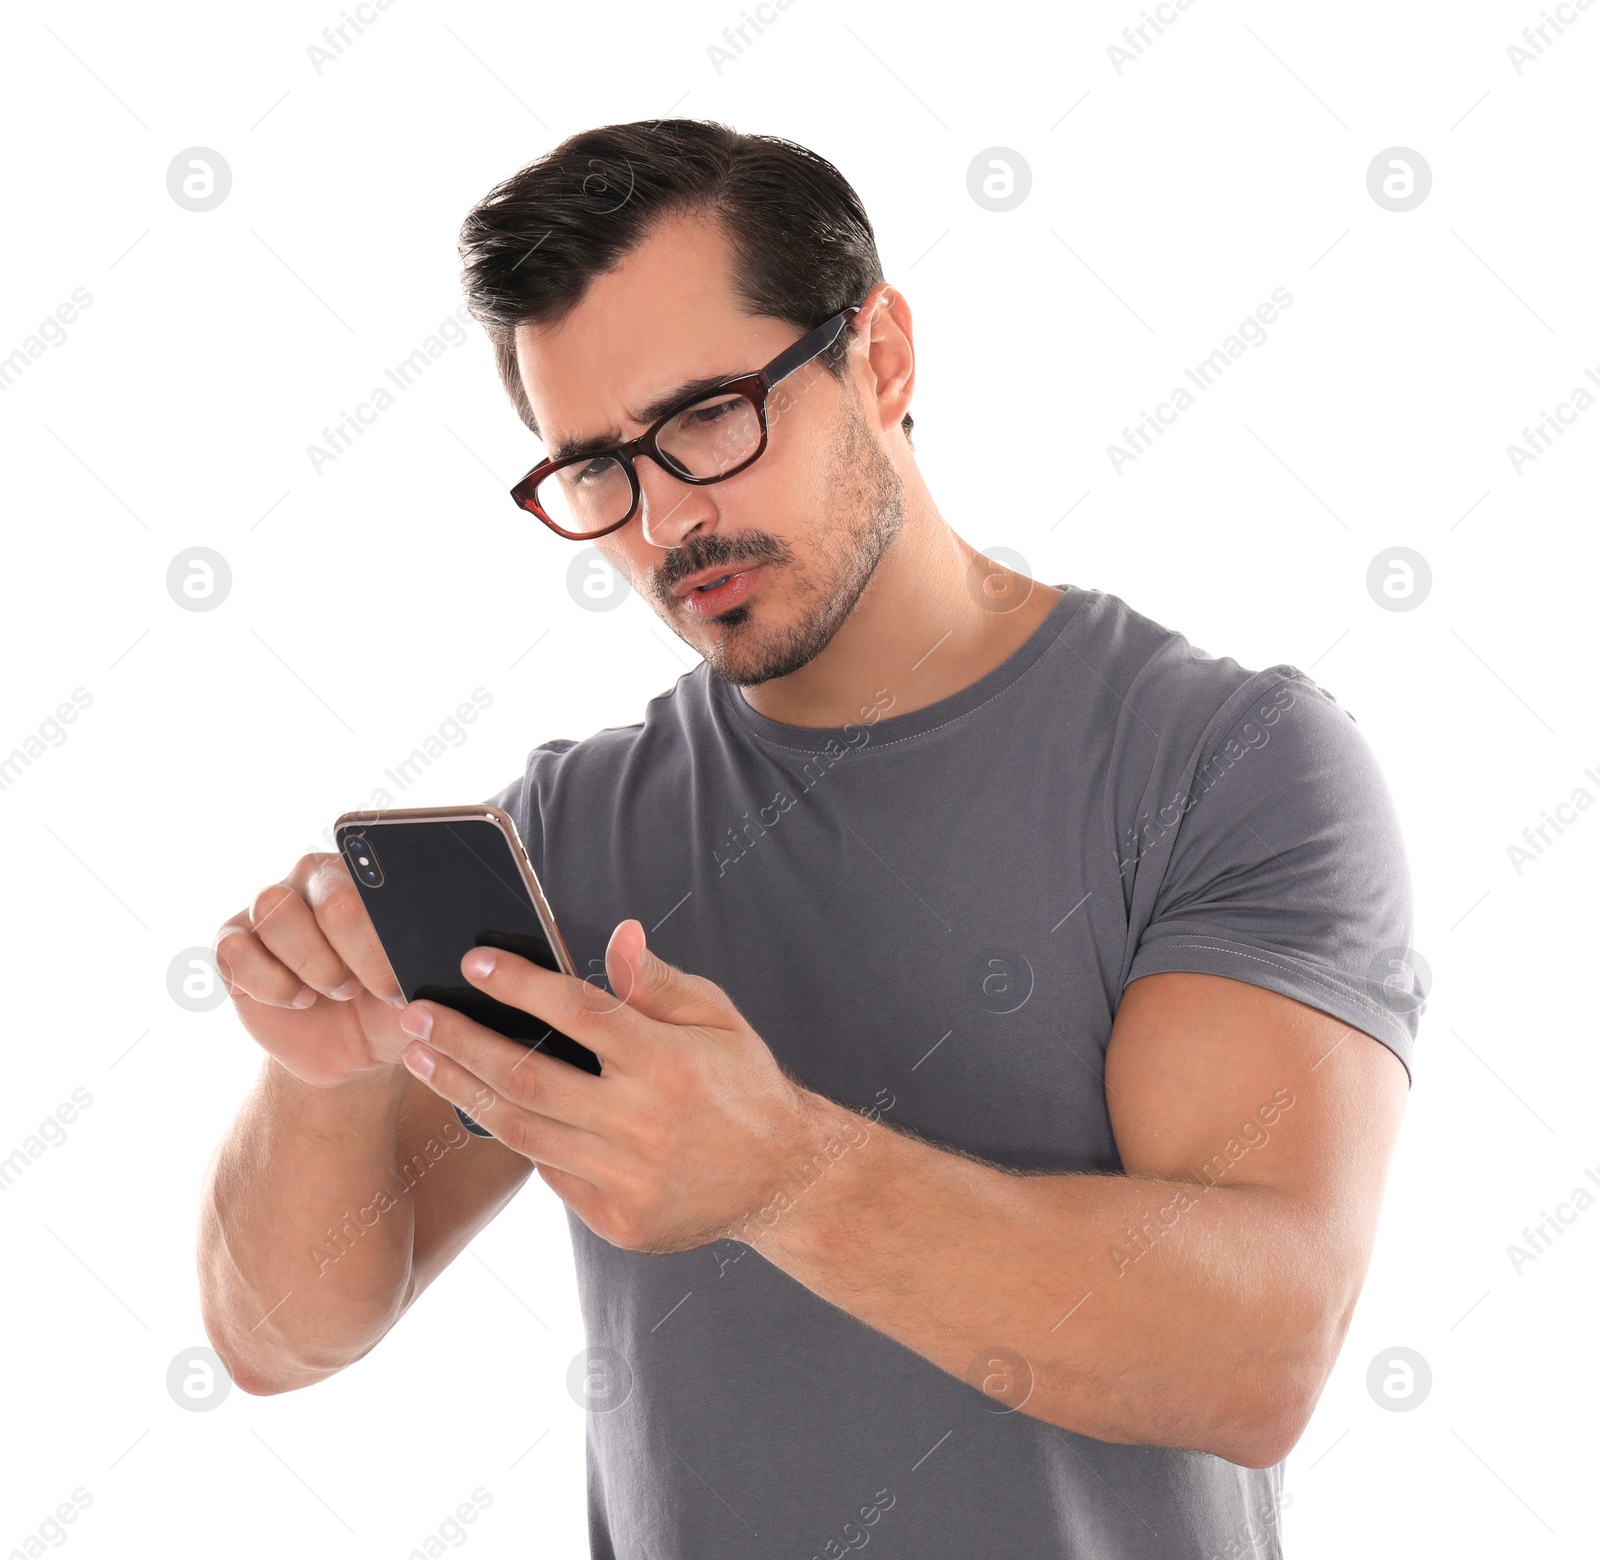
[635,455,718,550]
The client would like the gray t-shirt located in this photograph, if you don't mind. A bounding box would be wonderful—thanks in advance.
[487,583,1419,1559]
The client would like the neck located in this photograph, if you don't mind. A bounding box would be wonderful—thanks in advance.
[737,464,1063,728]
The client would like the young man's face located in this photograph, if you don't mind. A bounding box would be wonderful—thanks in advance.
[513,212,905,687]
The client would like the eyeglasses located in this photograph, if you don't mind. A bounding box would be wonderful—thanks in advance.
[508,299,867,540]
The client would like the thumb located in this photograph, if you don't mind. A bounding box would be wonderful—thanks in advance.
[605,920,729,1028]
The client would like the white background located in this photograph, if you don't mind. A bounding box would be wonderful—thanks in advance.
[1,0,1595,1554]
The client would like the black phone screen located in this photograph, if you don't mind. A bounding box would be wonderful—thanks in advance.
[335,815,600,1134]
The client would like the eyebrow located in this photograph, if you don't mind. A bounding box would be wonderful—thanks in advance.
[541,372,741,463]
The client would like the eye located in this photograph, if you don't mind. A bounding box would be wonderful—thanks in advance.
[685,397,740,425]
[569,455,619,485]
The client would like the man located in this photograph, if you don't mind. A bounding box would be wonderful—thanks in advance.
[203,119,1418,1558]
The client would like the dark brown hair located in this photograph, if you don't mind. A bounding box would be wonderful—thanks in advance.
[457,118,911,445]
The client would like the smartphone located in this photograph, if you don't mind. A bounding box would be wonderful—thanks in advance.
[333,803,600,1138]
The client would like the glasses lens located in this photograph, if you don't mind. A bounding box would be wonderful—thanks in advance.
[532,455,633,537]
[657,393,762,480]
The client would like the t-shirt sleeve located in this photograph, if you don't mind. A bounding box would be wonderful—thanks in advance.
[484,769,529,835]
[1121,669,1421,1082]
[482,739,581,881]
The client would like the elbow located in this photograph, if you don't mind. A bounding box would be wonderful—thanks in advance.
[1212,1330,1342,1469]
[1217,1269,1362,1468]
[210,1335,369,1398]
[197,1256,405,1398]
[1024,1272,1356,1465]
[1216,1415,1307,1471]
[226,1359,311,1398]
[1027,1355,1326,1468]
[206,1326,332,1397]
[203,1310,383,1399]
[1199,1380,1317,1469]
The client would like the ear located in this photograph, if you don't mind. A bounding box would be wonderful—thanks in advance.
[859,283,915,439]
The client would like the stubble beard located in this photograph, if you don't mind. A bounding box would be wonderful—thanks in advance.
[680,403,906,688]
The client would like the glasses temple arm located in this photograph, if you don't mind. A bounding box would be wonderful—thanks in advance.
[758,302,865,391]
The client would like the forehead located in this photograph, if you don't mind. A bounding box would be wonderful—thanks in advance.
[513,213,794,453]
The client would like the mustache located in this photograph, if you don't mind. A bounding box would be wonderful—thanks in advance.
[651,530,792,598]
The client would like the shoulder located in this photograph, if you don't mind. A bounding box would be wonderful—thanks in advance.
[1062,587,1404,900]
[1060,586,1311,755]
[1079,593,1420,1069]
[498,666,713,825]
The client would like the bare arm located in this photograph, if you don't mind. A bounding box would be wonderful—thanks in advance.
[371,929,1409,1467]
[752,972,1409,1467]
[199,855,531,1395]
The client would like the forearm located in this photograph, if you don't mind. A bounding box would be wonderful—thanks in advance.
[199,1058,417,1394]
[754,1096,1348,1467]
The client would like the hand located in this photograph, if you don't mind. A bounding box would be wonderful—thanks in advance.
[213,853,415,1091]
[392,920,854,1253]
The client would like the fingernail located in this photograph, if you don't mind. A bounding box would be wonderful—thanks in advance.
[404,1043,436,1081]
[399,1004,433,1039]
[289,984,317,1009]
[330,975,362,1001]
[463,948,497,979]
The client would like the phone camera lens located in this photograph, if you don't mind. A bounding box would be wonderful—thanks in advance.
[344,834,384,886]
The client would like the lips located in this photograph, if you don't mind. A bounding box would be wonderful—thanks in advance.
[674,562,768,618]
[674,562,754,597]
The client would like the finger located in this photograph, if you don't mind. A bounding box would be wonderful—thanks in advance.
[297,856,407,1006]
[400,1037,602,1175]
[537,1162,606,1226]
[247,882,366,1002]
[604,920,734,1029]
[214,913,319,1009]
[456,944,652,1068]
[397,998,604,1131]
